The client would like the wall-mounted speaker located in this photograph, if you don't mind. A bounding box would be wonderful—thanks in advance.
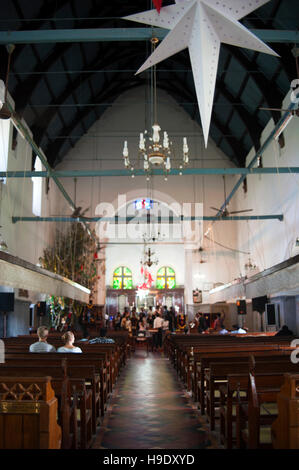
[0,292,14,312]
[36,301,47,317]
[236,299,247,315]
[252,295,268,313]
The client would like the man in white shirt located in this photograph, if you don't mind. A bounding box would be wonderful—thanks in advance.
[29,326,56,352]
[153,312,164,329]
[153,312,164,351]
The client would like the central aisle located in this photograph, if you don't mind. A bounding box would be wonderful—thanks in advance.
[93,350,219,449]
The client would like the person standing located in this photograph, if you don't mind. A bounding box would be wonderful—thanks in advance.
[147,310,154,329]
[131,309,139,337]
[198,312,208,334]
[169,306,176,332]
[153,311,164,351]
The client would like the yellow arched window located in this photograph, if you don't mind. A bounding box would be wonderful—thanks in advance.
[156,267,176,289]
[113,267,133,289]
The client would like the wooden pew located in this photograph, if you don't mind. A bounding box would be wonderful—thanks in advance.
[236,371,284,449]
[4,340,114,397]
[1,355,100,444]
[194,348,292,415]
[272,373,299,449]
[4,352,109,420]
[179,341,292,390]
[165,333,295,371]
[0,376,61,449]
[219,358,299,448]
[0,364,92,449]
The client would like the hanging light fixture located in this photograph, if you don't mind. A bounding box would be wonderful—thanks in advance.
[122,37,189,179]
[141,247,159,268]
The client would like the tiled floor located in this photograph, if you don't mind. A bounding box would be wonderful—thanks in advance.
[92,349,220,449]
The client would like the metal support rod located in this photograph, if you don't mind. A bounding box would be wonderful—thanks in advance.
[2,167,299,178]
[12,215,284,223]
[0,28,298,44]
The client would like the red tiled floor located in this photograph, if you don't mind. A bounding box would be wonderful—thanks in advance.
[92,350,219,449]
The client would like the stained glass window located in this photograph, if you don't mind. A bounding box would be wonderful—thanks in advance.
[113,267,133,289]
[134,198,153,211]
[156,266,176,289]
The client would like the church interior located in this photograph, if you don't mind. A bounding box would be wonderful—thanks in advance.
[0,0,299,452]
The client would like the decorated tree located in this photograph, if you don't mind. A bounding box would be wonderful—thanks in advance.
[39,223,99,329]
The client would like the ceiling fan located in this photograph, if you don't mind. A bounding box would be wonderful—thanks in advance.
[210,175,253,217]
[0,44,15,120]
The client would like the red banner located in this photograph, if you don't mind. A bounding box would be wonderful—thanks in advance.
[153,0,163,13]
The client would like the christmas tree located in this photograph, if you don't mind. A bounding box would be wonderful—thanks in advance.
[40,223,99,329]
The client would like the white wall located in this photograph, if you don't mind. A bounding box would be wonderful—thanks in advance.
[235,91,299,274]
[105,243,185,288]
[233,90,299,333]
[0,93,62,305]
[0,100,56,267]
[56,86,241,303]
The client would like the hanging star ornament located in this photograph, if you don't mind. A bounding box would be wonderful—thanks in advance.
[123,0,279,147]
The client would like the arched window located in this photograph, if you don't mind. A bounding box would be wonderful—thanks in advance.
[156,267,176,289]
[113,267,133,289]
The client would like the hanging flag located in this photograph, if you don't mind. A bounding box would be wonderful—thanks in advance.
[153,0,163,13]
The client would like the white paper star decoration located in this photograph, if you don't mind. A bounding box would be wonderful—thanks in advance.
[123,0,279,147]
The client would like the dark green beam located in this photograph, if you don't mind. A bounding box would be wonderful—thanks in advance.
[2,167,299,178]
[0,28,297,44]
[12,215,284,223]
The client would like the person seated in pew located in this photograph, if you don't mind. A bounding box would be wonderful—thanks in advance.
[230,324,247,334]
[275,324,294,336]
[218,327,229,335]
[29,326,56,352]
[57,331,82,353]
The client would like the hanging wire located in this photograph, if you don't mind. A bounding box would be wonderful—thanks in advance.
[19,144,30,231]
[245,184,266,271]
[151,37,159,125]
[272,138,295,259]
[204,234,250,255]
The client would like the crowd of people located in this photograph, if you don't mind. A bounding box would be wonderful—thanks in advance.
[113,305,186,350]
[113,306,182,332]
[113,307,249,340]
[192,311,248,335]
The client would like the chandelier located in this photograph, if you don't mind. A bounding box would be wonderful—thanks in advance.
[244,257,259,276]
[122,38,189,181]
[141,247,158,268]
